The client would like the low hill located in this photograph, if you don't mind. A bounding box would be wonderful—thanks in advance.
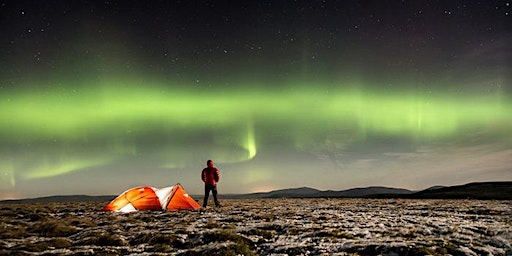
[252,187,321,198]
[225,186,413,199]
[410,182,512,200]
[2,181,510,203]
[0,195,115,204]
[226,182,510,199]
[320,186,413,198]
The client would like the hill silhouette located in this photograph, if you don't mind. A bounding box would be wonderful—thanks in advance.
[410,182,512,200]
[1,181,510,203]
[221,182,511,200]
[0,195,115,204]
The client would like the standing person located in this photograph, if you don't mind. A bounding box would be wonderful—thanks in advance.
[201,159,221,208]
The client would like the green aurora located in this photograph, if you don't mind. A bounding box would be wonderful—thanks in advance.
[1,76,511,195]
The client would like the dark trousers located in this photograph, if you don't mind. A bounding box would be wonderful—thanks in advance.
[203,184,219,207]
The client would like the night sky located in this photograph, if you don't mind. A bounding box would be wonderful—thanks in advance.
[1,1,511,199]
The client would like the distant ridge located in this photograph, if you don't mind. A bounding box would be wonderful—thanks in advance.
[424,185,447,191]
[410,182,512,200]
[1,181,510,203]
[230,186,414,198]
[0,195,115,204]
[231,187,322,199]
[319,186,413,198]
[222,182,511,200]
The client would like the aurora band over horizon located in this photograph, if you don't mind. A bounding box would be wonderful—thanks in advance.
[0,76,511,196]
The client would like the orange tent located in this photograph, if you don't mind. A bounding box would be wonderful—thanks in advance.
[103,183,201,212]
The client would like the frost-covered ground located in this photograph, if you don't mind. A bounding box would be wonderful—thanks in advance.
[0,199,510,255]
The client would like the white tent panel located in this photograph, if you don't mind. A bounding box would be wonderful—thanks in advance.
[118,203,137,213]
[155,186,174,208]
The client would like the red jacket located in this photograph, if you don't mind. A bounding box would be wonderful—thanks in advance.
[201,167,220,185]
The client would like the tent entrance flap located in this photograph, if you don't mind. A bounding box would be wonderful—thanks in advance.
[166,183,201,210]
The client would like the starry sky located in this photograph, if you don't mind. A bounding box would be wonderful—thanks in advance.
[1,0,511,199]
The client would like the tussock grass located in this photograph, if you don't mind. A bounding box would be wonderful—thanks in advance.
[28,219,77,237]
[203,230,249,244]
[151,243,173,252]
[27,212,48,222]
[23,237,72,252]
[130,231,196,249]
[310,230,355,239]
[259,223,287,235]
[89,247,123,256]
[0,207,20,218]
[0,224,27,239]
[0,249,32,256]
[204,220,221,229]
[243,228,274,240]
[216,243,255,256]
[66,216,95,228]
[221,223,237,229]
[77,232,128,246]
[346,244,455,256]
[220,216,244,223]
[287,227,305,236]
[130,232,177,245]
[97,214,118,226]
[203,230,255,255]
[254,213,275,222]
[280,245,315,255]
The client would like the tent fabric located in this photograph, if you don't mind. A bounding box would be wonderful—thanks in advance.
[103,183,200,212]
[166,184,200,211]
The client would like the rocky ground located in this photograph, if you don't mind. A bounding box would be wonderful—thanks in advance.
[0,198,510,255]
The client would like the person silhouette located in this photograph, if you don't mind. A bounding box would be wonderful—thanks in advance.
[201,160,221,208]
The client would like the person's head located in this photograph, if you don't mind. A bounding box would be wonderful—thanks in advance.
[207,160,214,167]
